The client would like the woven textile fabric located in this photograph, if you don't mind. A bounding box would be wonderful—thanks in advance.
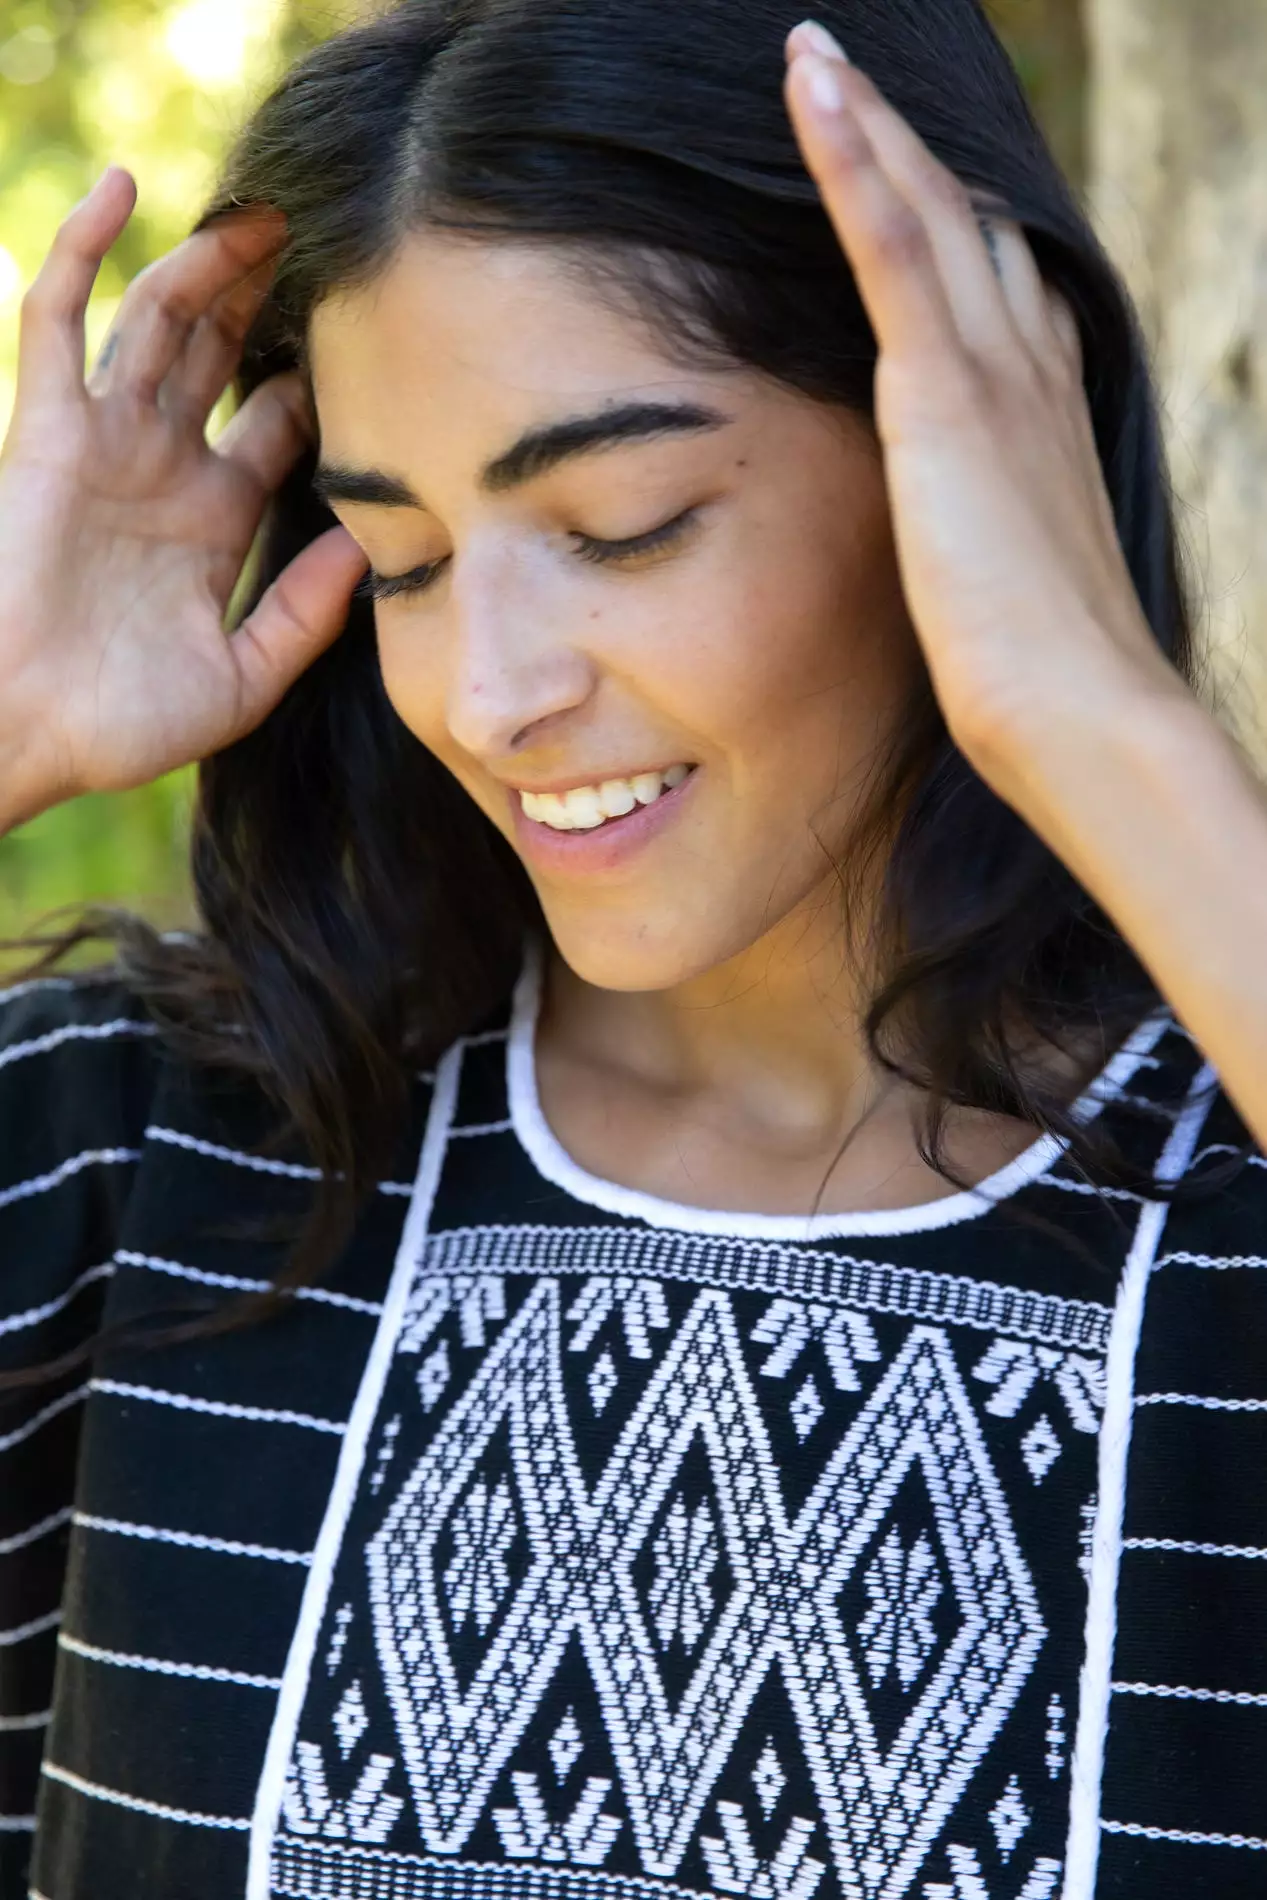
[0,946,1264,1900]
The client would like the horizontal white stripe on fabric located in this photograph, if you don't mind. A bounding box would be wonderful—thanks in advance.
[144,1125,412,1195]
[1135,1392,1267,1413]
[0,1710,50,1732]
[0,1387,88,1457]
[0,1019,157,1073]
[0,1608,61,1649]
[1123,1535,1267,1561]
[1191,1141,1264,1169]
[59,1632,282,1690]
[1112,1681,1267,1708]
[115,1250,383,1316]
[1156,1250,1267,1270]
[89,1378,345,1435]
[1031,1174,1143,1203]
[41,1761,250,1832]
[1101,1820,1267,1851]
[0,1816,35,1832]
[0,977,79,1005]
[0,1149,140,1214]
[0,1262,116,1338]
[0,1507,73,1556]
[72,1511,311,1566]
[448,1119,514,1138]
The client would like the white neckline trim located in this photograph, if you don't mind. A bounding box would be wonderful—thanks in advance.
[506,935,1174,1241]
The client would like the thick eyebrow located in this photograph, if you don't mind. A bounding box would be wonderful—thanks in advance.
[311,398,732,510]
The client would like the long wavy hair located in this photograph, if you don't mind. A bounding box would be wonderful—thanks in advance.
[6,0,1254,1379]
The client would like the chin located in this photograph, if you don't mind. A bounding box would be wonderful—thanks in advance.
[536,899,770,995]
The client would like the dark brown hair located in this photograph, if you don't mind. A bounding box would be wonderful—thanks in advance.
[4,0,1251,1384]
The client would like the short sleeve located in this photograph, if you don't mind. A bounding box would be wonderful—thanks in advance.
[0,972,161,1865]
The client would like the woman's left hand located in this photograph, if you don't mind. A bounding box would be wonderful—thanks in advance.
[782,19,1193,810]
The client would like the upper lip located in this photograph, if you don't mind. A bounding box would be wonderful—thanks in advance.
[504,764,695,797]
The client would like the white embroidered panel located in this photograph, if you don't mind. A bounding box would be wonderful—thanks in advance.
[267,1229,1109,1900]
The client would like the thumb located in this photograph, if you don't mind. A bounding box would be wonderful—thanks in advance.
[227,524,368,735]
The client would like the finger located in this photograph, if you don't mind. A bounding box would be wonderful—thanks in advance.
[785,55,966,371]
[87,209,285,405]
[228,525,368,736]
[788,41,1016,361]
[14,167,137,411]
[210,371,313,494]
[1045,286,1085,381]
[166,256,278,427]
[979,217,1073,364]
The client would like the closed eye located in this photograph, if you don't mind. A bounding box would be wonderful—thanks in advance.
[358,506,702,604]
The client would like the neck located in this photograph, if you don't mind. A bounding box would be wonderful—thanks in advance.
[536,894,902,1159]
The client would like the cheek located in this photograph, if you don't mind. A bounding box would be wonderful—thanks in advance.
[375,621,446,746]
[646,555,881,784]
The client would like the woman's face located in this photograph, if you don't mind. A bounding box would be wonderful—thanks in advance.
[308,232,923,992]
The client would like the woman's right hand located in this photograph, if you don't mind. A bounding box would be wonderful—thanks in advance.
[0,166,368,829]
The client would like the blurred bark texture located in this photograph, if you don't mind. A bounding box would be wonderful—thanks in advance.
[1085,0,1267,763]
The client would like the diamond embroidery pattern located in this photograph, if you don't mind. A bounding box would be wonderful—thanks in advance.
[989,1774,1031,1862]
[361,1281,1046,1900]
[549,1709,584,1783]
[789,1376,824,1442]
[442,1477,517,1633]
[588,1350,618,1415]
[751,1739,786,1819]
[1020,1416,1061,1485]
[857,1527,943,1692]
[331,1680,368,1759]
[648,1493,719,1651]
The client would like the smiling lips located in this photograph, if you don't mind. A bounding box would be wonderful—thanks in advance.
[519,762,694,831]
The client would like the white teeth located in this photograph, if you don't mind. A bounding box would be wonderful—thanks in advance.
[536,793,573,829]
[598,780,638,819]
[562,787,604,829]
[521,765,693,831]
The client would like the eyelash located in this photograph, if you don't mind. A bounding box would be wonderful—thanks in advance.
[359,507,700,604]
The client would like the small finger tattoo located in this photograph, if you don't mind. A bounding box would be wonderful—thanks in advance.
[977,215,1004,282]
[96,331,120,373]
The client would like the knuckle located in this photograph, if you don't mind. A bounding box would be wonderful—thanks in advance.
[149,283,198,332]
[872,202,929,268]
[927,163,971,217]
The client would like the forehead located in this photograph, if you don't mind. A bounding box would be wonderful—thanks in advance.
[307,233,703,434]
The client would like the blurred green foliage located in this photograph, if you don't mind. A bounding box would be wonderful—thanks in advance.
[0,0,1084,963]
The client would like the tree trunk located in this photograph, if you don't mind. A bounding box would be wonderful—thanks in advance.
[1085,0,1267,764]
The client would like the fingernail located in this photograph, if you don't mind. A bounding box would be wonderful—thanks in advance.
[805,57,844,113]
[795,19,850,63]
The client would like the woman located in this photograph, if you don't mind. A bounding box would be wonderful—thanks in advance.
[0,1,1263,1896]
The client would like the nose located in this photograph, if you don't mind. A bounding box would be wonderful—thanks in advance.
[443,545,596,759]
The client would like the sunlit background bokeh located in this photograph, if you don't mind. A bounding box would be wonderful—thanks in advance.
[0,0,1082,962]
